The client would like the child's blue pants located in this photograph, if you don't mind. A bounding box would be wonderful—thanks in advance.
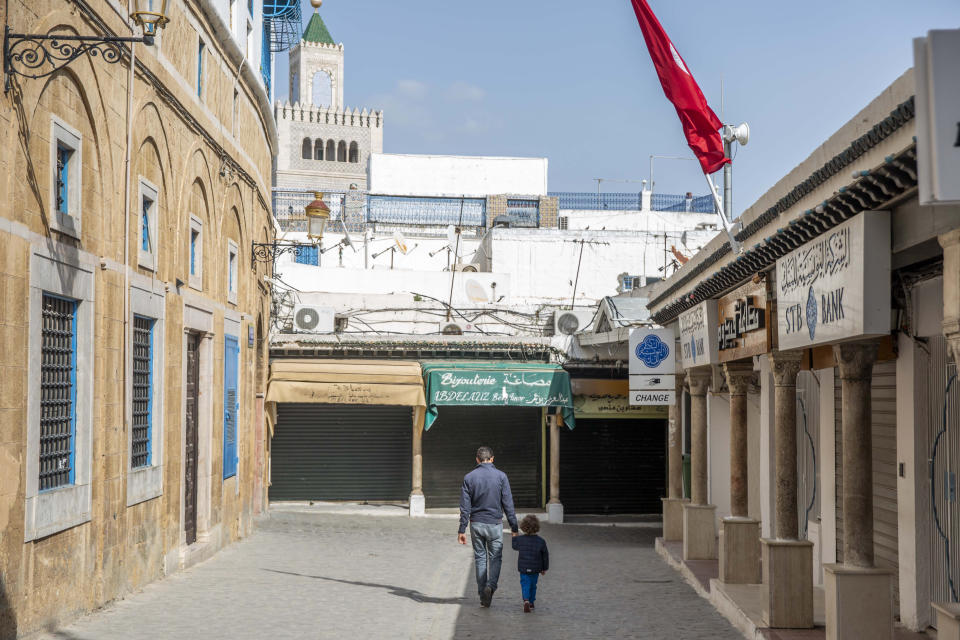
[520,572,539,603]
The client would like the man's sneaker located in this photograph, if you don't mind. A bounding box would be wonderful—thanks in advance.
[480,586,493,607]
[523,601,532,613]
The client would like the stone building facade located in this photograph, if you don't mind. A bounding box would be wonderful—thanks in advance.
[273,4,383,192]
[0,0,276,636]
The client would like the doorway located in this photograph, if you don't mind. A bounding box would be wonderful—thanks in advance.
[184,332,200,545]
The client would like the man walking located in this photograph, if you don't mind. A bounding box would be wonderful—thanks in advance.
[457,446,519,608]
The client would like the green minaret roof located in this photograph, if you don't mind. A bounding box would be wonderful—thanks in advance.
[302,11,335,45]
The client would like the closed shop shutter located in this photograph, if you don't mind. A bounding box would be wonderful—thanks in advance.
[834,360,899,609]
[422,406,541,509]
[559,418,666,515]
[270,403,412,501]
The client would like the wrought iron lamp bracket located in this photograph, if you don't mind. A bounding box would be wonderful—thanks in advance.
[251,241,316,265]
[3,26,154,92]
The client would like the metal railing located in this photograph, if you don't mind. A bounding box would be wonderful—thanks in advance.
[550,191,716,214]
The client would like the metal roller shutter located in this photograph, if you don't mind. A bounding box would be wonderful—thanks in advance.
[422,406,541,509]
[558,418,666,515]
[834,360,899,609]
[270,403,412,501]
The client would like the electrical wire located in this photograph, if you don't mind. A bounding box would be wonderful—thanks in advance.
[931,372,959,602]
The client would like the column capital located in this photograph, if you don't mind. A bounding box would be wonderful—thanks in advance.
[834,340,878,382]
[675,372,687,394]
[723,360,756,396]
[948,335,960,369]
[770,350,803,387]
[938,229,960,250]
[687,367,712,396]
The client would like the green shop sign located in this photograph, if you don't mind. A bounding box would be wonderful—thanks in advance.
[422,362,575,430]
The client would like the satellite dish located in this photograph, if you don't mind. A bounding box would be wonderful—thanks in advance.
[464,279,488,302]
[341,220,357,253]
[393,231,409,255]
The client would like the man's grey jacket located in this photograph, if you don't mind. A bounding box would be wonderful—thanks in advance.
[458,462,519,535]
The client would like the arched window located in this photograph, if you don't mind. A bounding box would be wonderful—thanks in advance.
[311,70,332,107]
[337,140,347,162]
[349,142,359,163]
[313,139,323,160]
[301,138,311,159]
[326,139,335,161]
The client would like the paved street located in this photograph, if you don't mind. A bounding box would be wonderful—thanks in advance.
[34,510,742,640]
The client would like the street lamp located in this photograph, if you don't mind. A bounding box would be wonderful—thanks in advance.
[304,192,330,242]
[131,0,171,37]
[3,0,169,91]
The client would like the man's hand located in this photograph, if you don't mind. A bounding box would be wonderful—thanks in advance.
[540,570,547,576]
[458,533,467,545]
[511,531,518,538]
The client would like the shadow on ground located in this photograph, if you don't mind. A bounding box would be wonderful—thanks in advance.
[262,568,467,605]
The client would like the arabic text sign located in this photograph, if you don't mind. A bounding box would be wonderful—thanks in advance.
[630,390,676,406]
[717,280,771,363]
[573,394,668,419]
[776,211,890,350]
[678,301,718,369]
[628,328,676,376]
[915,29,960,205]
[428,369,572,408]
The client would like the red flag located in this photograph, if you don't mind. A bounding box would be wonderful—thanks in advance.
[630,0,729,174]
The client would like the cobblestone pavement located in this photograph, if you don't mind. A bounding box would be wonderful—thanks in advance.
[33,511,742,640]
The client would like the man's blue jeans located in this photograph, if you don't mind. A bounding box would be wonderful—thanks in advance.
[469,522,503,596]
[520,572,540,603]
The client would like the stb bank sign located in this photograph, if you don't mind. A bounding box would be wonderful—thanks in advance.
[776,211,890,350]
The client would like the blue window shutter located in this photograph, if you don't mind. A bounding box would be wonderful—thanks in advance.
[198,41,205,97]
[223,335,239,479]
[141,199,151,252]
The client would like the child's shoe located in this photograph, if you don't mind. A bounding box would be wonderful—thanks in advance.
[529,602,535,610]
[523,601,531,613]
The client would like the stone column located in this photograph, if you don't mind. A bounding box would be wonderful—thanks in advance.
[720,361,761,584]
[547,413,564,523]
[761,350,813,628]
[662,373,687,541]
[824,340,892,640]
[683,367,716,560]
[409,417,425,517]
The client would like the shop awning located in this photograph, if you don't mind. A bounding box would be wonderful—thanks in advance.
[422,362,575,430]
[267,359,427,427]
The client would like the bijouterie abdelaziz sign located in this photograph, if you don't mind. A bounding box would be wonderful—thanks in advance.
[776,211,890,350]
[678,301,718,369]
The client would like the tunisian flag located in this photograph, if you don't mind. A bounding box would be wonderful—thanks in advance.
[630,0,729,175]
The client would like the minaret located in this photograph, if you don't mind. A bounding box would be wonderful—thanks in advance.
[288,0,345,109]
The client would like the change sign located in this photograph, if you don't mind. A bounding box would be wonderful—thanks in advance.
[628,327,676,405]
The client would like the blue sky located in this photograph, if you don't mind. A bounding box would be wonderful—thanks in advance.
[274,0,959,214]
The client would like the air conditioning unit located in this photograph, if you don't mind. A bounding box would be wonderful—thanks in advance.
[553,308,595,336]
[292,305,335,333]
[439,321,470,335]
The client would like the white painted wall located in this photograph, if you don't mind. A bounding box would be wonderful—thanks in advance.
[368,153,548,197]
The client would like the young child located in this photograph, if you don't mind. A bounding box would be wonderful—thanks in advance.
[511,514,549,613]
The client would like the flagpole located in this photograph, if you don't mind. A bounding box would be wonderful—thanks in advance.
[704,172,742,254]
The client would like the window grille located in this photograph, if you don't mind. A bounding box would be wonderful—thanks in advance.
[197,41,205,98]
[132,316,154,468]
[558,216,568,230]
[190,229,199,274]
[622,275,633,291]
[40,294,77,490]
[504,199,540,227]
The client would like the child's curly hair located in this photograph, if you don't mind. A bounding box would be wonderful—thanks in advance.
[519,514,540,535]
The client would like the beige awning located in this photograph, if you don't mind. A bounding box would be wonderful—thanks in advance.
[266,359,426,428]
